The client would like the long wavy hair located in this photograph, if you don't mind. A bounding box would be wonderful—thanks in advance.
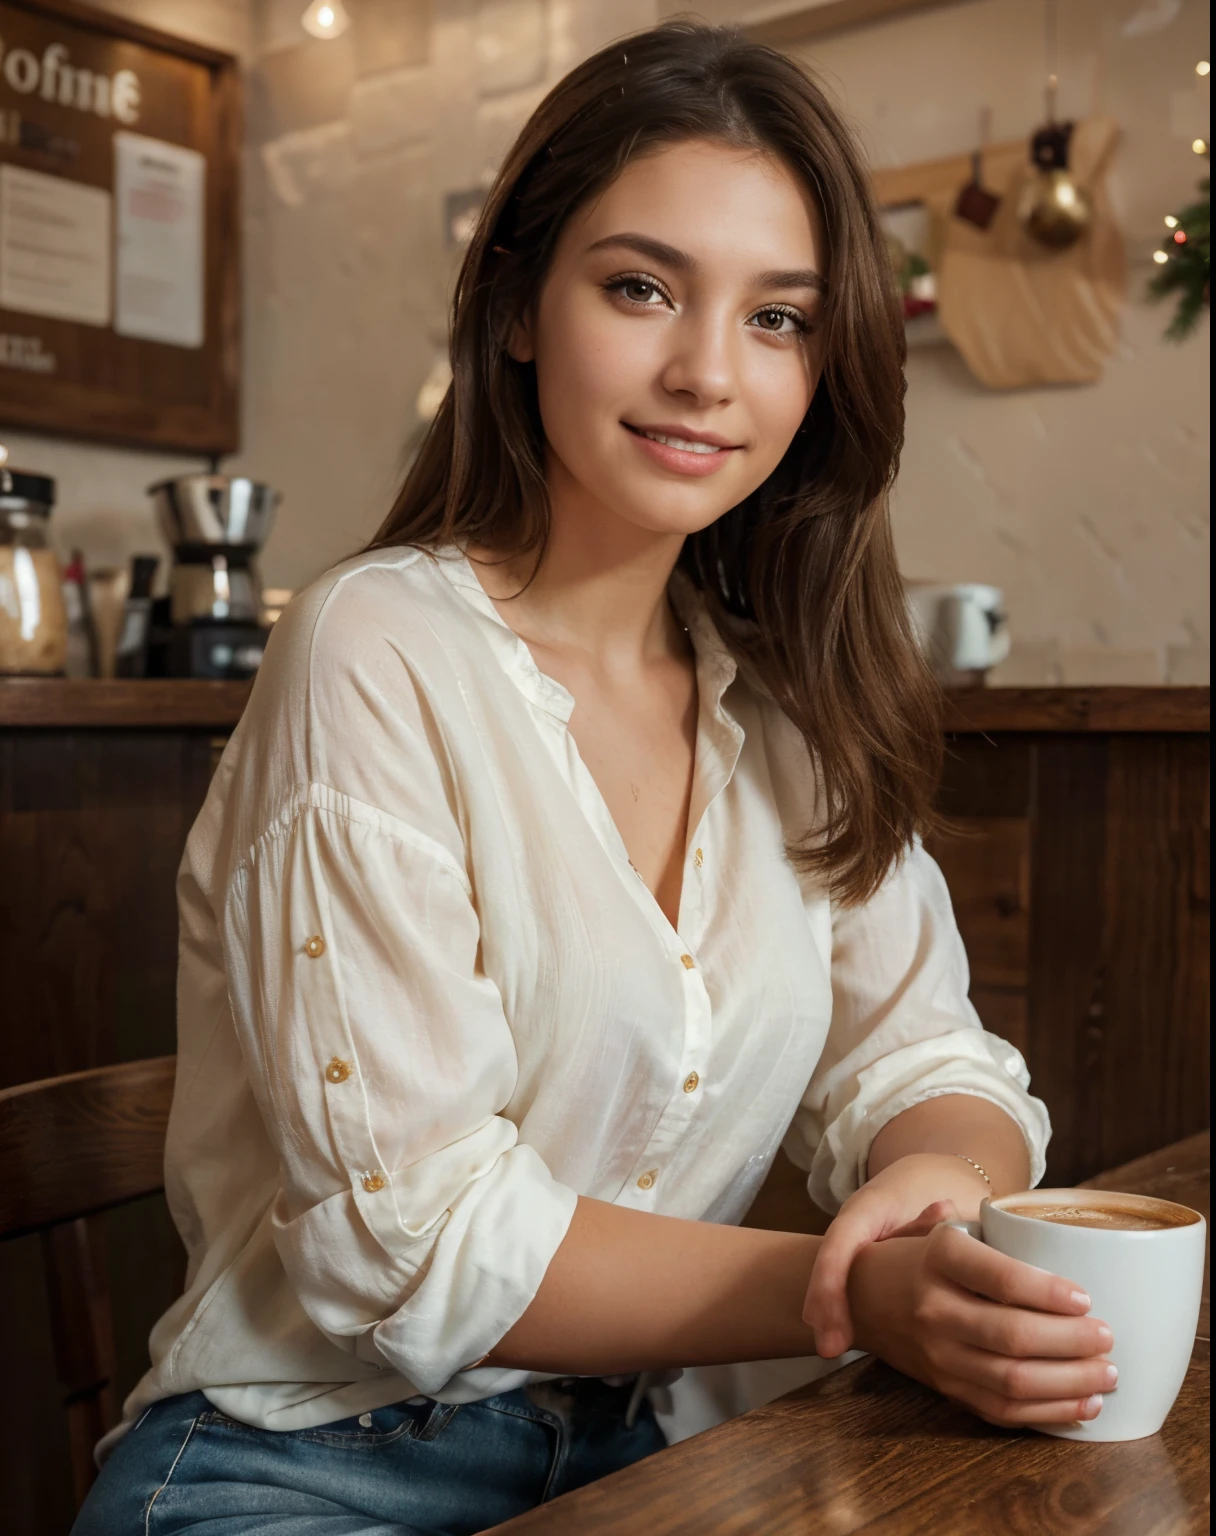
[366,18,941,904]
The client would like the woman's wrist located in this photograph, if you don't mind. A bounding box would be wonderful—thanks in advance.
[845,1233,917,1357]
[868,1150,995,1216]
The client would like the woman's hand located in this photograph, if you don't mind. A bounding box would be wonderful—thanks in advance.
[846,1219,1116,1428]
[804,1152,994,1358]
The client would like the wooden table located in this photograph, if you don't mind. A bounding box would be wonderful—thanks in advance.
[492,1133,1210,1534]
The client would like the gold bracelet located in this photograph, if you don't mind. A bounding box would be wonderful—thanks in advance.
[952,1153,993,1191]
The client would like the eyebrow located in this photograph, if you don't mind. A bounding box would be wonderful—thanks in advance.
[585,232,828,294]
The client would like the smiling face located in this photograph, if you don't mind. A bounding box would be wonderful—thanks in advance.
[507,136,829,543]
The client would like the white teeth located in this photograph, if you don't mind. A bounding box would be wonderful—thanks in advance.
[639,429,723,454]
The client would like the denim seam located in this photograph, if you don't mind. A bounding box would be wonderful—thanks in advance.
[415,1401,461,1442]
[480,1399,551,1428]
[194,1407,439,1450]
[143,1414,202,1536]
[483,1398,568,1503]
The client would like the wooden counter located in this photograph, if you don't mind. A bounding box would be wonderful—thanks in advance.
[0,679,1208,733]
[492,1133,1211,1536]
[0,678,253,730]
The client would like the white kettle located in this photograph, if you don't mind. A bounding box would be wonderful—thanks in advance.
[905,581,1011,684]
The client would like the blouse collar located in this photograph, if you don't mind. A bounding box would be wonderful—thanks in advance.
[432,545,741,727]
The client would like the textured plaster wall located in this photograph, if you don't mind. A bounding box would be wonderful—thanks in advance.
[788,0,1210,683]
[2,0,1209,681]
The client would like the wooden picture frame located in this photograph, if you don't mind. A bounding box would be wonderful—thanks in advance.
[0,0,240,454]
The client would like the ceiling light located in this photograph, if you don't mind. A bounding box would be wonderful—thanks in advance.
[301,0,350,40]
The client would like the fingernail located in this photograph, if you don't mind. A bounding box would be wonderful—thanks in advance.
[1096,1326,1113,1347]
[1070,1290,1091,1310]
[1103,1365,1118,1388]
[1082,1395,1103,1417]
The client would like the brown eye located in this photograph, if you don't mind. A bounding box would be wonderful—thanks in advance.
[624,280,657,302]
[749,306,808,340]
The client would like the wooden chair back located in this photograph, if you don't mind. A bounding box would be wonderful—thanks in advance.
[0,1056,176,1508]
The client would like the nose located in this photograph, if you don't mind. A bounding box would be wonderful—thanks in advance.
[657,305,737,408]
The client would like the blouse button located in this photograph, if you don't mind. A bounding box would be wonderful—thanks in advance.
[694,848,704,869]
[325,1058,352,1084]
[636,1170,658,1191]
[304,935,326,958]
[683,1072,700,1094]
[680,954,695,969]
[361,1171,387,1193]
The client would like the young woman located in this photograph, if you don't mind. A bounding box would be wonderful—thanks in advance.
[75,21,1115,1536]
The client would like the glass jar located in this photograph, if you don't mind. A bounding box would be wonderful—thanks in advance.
[0,462,68,675]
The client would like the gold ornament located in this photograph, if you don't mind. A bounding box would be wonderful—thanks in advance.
[1019,166,1093,249]
[1018,108,1093,251]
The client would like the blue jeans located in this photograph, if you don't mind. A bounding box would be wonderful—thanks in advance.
[72,1378,667,1534]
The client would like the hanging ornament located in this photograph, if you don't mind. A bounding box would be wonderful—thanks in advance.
[1018,0,1092,250]
[954,107,1001,230]
[1019,119,1093,248]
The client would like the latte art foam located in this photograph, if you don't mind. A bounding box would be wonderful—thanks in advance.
[999,1200,1194,1231]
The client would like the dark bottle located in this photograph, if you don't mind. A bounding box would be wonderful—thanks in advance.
[114,554,160,678]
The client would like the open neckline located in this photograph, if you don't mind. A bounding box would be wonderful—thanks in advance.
[432,545,745,949]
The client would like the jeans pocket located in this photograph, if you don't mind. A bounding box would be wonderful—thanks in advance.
[200,1398,461,1450]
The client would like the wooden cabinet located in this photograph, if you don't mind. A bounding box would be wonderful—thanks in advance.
[930,704,1210,1187]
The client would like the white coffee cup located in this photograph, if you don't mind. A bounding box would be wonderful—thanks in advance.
[950,1187,1206,1442]
[904,581,1011,680]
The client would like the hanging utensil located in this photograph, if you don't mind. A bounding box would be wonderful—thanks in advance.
[954,108,1001,229]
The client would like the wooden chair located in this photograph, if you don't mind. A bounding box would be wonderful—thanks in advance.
[0,1056,177,1509]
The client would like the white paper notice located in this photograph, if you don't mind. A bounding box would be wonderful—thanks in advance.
[114,132,205,349]
[0,165,112,326]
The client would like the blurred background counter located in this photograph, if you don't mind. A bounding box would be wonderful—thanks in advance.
[1,677,1207,1180]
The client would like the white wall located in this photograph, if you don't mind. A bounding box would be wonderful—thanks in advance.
[786,0,1210,683]
[2,0,1208,680]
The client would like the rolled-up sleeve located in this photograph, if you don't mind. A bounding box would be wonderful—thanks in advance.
[221,783,578,1398]
[783,838,1051,1212]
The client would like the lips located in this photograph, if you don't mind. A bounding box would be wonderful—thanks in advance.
[622,421,741,477]
[623,422,742,452]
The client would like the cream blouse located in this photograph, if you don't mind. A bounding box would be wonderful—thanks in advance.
[115,544,1049,1442]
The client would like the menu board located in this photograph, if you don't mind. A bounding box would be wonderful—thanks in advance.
[0,0,239,452]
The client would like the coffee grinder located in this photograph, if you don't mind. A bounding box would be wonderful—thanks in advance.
[146,473,281,678]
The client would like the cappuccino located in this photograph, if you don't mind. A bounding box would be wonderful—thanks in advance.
[999,1200,1195,1232]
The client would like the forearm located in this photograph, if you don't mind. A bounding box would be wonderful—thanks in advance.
[485,1194,822,1375]
[866,1094,1031,1199]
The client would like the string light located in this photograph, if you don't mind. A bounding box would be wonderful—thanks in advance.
[1192,138,1209,155]
[1153,250,1170,264]
[1164,214,1179,227]
[1173,230,1188,243]
[1197,61,1210,77]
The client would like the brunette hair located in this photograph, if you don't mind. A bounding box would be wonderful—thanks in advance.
[366,18,941,904]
